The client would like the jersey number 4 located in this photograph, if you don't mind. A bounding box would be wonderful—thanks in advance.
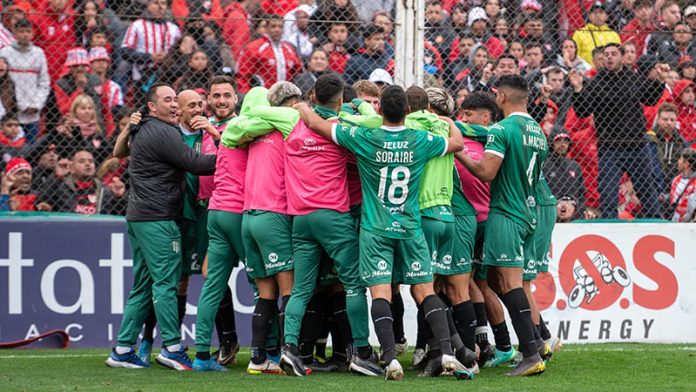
[378,166,411,205]
[526,152,538,186]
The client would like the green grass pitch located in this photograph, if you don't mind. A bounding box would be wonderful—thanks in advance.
[1,344,694,391]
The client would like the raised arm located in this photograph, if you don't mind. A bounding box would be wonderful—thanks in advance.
[455,151,503,182]
[294,102,334,141]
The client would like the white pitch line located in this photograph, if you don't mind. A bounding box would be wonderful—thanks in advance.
[0,351,253,359]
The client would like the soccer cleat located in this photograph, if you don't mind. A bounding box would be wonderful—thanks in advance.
[138,340,152,366]
[217,341,240,365]
[155,346,193,371]
[469,362,480,375]
[506,354,545,377]
[384,359,405,380]
[412,348,427,369]
[105,348,149,369]
[247,359,284,375]
[305,359,338,372]
[477,342,495,366]
[280,345,308,377]
[484,347,517,368]
[539,343,553,362]
[418,355,443,378]
[442,354,474,380]
[395,338,408,356]
[455,347,477,368]
[349,354,384,377]
[193,358,228,372]
[545,337,563,353]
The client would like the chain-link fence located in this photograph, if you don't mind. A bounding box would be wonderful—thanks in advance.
[0,0,695,221]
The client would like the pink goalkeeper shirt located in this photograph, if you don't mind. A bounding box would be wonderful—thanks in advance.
[197,132,218,201]
[209,144,248,214]
[243,130,288,213]
[285,120,350,215]
[456,137,490,222]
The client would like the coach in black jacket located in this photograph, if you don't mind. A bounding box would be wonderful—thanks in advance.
[107,83,216,369]
[569,48,667,219]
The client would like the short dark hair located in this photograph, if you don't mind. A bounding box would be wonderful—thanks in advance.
[14,19,32,30]
[0,112,18,124]
[314,74,344,106]
[406,86,429,112]
[524,42,543,53]
[208,75,237,92]
[425,0,442,8]
[633,0,652,9]
[460,91,499,115]
[496,53,519,67]
[343,85,357,102]
[681,148,696,169]
[146,83,172,105]
[266,13,283,22]
[363,24,384,40]
[380,85,408,123]
[495,75,529,102]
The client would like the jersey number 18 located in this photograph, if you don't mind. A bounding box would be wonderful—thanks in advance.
[378,166,411,205]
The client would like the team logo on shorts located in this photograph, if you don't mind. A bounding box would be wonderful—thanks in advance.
[392,222,401,227]
[377,260,387,270]
[443,255,452,265]
[411,261,422,272]
[268,253,278,262]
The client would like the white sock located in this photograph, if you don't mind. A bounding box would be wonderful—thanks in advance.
[166,343,182,352]
[115,346,132,355]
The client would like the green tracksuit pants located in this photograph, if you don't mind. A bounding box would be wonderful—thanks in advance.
[117,221,182,347]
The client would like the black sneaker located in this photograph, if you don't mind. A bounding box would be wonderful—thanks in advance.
[217,341,240,365]
[305,359,338,372]
[477,342,495,366]
[418,355,443,378]
[280,344,307,377]
[349,350,384,377]
[456,346,477,368]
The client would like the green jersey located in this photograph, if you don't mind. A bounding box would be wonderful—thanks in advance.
[332,124,448,239]
[181,128,202,221]
[452,167,477,217]
[405,110,454,212]
[484,112,548,230]
[536,172,557,206]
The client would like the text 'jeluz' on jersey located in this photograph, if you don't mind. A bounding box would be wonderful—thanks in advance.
[376,141,414,163]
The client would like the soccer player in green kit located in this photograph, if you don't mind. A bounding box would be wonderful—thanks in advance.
[456,75,547,377]
[295,85,469,380]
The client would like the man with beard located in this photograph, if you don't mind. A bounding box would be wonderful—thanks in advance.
[106,83,215,370]
[0,157,46,211]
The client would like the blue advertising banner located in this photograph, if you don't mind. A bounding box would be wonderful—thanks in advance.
[0,215,256,348]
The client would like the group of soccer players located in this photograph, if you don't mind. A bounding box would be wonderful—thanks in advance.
[106,71,561,380]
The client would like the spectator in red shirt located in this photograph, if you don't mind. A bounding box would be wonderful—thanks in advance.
[218,0,253,59]
[673,79,696,143]
[620,0,653,58]
[31,0,76,81]
[88,47,123,138]
[0,157,41,212]
[236,14,303,93]
[322,21,351,74]
[669,148,696,222]
[0,112,24,148]
[54,48,104,119]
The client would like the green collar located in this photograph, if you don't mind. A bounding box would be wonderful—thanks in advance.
[314,105,338,120]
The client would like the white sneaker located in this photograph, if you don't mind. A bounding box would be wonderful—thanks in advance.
[395,338,408,355]
[247,359,283,375]
[442,354,474,380]
[412,348,426,368]
[385,359,404,380]
[544,337,563,352]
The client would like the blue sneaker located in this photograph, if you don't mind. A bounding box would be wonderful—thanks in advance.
[484,347,517,368]
[138,340,152,366]
[193,358,228,372]
[267,352,281,364]
[105,348,149,369]
[156,346,193,371]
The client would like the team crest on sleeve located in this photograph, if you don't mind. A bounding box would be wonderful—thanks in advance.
[487,134,495,143]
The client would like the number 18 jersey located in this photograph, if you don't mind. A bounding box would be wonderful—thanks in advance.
[484,112,548,231]
[332,124,447,239]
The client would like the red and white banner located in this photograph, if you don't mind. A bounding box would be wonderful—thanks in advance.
[536,223,696,343]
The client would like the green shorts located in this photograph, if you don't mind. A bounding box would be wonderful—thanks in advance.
[177,205,209,275]
[359,230,433,286]
[472,220,487,280]
[448,215,476,275]
[350,203,362,231]
[536,204,556,274]
[242,210,294,279]
[422,216,455,276]
[484,212,534,271]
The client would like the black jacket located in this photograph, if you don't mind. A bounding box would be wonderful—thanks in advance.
[543,153,587,216]
[571,67,664,148]
[126,116,216,221]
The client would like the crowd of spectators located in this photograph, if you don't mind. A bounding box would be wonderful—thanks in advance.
[0,0,695,222]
